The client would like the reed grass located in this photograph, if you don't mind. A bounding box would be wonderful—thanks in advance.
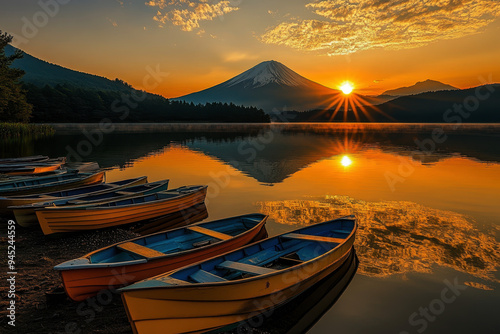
[0,123,55,140]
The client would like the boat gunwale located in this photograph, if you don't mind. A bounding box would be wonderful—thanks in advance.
[0,171,105,194]
[27,179,170,209]
[119,215,356,292]
[54,213,268,271]
[121,249,355,322]
[39,185,208,211]
[0,169,79,186]
[5,176,149,208]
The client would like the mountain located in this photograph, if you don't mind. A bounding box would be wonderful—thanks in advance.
[287,84,500,123]
[5,44,132,91]
[381,79,458,97]
[4,45,269,123]
[376,84,500,122]
[175,60,347,113]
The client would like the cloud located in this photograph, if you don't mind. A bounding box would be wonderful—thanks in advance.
[224,52,259,62]
[107,17,118,27]
[260,0,500,55]
[146,0,240,32]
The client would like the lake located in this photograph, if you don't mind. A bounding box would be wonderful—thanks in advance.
[4,123,499,334]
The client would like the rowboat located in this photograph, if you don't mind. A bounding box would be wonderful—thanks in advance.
[5,176,152,227]
[0,171,105,197]
[0,163,63,176]
[36,185,208,235]
[54,214,267,302]
[0,155,49,164]
[0,157,66,175]
[119,215,356,334]
[225,250,358,334]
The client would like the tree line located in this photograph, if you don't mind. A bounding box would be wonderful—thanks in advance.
[24,83,270,123]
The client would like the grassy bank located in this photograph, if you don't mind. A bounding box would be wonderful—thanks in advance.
[0,122,55,140]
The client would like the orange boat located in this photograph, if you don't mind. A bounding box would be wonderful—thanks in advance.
[36,185,208,235]
[54,214,267,301]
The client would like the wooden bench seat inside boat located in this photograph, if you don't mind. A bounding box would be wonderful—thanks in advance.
[189,269,227,283]
[187,226,232,241]
[218,260,277,275]
[117,242,165,258]
[157,276,190,285]
[115,191,137,195]
[282,233,346,244]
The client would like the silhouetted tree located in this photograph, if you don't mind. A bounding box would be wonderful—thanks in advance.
[0,31,32,122]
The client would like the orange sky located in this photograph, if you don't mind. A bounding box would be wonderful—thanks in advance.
[2,0,500,97]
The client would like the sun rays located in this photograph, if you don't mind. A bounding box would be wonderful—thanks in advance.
[313,85,395,122]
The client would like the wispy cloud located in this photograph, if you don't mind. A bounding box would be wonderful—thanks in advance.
[260,0,500,55]
[107,17,118,27]
[224,52,259,62]
[146,0,240,32]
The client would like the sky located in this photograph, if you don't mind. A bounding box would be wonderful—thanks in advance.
[1,0,500,97]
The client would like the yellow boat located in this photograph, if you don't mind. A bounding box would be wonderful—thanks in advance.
[35,185,208,235]
[119,215,357,334]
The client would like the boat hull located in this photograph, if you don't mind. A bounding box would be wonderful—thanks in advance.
[121,225,355,334]
[61,223,265,302]
[1,163,62,176]
[56,214,267,301]
[36,187,208,235]
[9,177,148,227]
[0,172,105,197]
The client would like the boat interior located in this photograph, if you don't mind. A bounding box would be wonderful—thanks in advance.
[163,219,355,284]
[13,178,142,199]
[93,185,203,208]
[40,180,170,207]
[89,215,265,264]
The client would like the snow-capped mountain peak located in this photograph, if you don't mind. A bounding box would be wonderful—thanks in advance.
[224,60,309,88]
[175,60,339,112]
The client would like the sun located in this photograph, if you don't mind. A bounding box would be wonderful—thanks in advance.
[340,81,354,95]
[340,155,353,167]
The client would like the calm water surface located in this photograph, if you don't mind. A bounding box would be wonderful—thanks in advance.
[4,123,499,334]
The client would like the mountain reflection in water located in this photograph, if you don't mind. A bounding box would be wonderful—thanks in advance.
[9,123,500,185]
[259,196,499,289]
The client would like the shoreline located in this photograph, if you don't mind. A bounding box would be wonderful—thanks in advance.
[41,122,500,135]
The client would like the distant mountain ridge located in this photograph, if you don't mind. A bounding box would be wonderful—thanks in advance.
[289,84,500,123]
[5,44,132,92]
[5,46,498,123]
[382,79,458,97]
